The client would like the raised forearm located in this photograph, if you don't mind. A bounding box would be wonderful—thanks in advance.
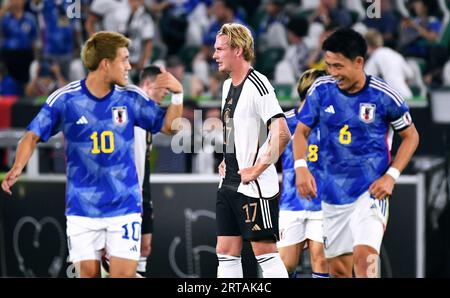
[161,102,183,135]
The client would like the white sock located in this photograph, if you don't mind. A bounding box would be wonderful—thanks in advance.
[137,256,147,273]
[217,254,243,278]
[256,253,289,278]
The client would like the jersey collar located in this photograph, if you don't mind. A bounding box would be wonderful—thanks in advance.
[81,79,115,101]
[337,74,371,97]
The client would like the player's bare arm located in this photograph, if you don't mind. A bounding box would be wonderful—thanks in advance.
[293,122,317,199]
[1,131,40,195]
[369,124,419,200]
[239,117,291,184]
[156,69,184,135]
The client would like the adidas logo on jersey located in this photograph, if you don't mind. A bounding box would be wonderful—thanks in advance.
[76,116,88,125]
[325,105,335,114]
[252,224,261,231]
[130,245,138,252]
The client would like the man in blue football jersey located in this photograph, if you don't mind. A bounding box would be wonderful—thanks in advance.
[1,31,183,278]
[278,69,329,278]
[293,28,419,278]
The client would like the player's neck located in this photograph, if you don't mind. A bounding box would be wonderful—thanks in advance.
[85,72,114,99]
[230,62,251,86]
[347,72,367,94]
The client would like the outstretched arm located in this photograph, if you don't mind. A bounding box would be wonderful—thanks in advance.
[1,131,41,195]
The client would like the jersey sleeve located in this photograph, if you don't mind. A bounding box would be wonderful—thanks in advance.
[27,97,63,142]
[296,87,320,129]
[387,96,412,132]
[255,86,284,126]
[133,92,167,134]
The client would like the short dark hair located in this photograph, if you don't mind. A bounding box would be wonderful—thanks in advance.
[139,65,161,83]
[322,28,367,61]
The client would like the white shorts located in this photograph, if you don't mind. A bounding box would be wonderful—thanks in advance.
[277,210,324,248]
[322,191,389,259]
[66,213,142,263]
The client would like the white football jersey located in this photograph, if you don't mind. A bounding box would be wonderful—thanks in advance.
[220,68,284,199]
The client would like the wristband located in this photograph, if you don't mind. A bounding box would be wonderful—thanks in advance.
[386,167,400,181]
[171,93,183,105]
[294,159,307,169]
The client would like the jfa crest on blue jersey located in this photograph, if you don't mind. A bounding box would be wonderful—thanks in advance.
[280,109,322,211]
[359,103,376,123]
[298,75,412,205]
[27,80,166,217]
[112,106,128,126]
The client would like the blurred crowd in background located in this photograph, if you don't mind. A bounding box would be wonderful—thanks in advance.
[1,0,450,100]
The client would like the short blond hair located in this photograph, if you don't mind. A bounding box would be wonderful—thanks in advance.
[297,68,327,101]
[217,23,254,62]
[81,31,130,71]
[364,29,384,48]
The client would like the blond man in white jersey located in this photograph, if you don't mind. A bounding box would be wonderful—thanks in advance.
[213,23,291,278]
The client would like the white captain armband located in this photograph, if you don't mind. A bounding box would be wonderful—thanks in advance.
[386,167,400,181]
[171,92,183,105]
[294,159,308,169]
[391,112,412,132]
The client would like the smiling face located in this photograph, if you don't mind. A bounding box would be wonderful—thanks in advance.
[106,47,131,87]
[213,34,238,74]
[324,51,365,93]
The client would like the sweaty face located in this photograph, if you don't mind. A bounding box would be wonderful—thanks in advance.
[108,47,131,87]
[324,51,363,93]
[213,35,236,74]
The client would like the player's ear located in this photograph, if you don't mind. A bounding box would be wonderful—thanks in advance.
[100,58,109,70]
[235,47,243,57]
[354,56,364,69]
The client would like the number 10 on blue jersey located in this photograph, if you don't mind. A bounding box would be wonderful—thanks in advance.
[90,131,115,154]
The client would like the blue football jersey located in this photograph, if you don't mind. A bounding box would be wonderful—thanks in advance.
[27,79,166,217]
[297,75,412,205]
[280,109,322,211]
